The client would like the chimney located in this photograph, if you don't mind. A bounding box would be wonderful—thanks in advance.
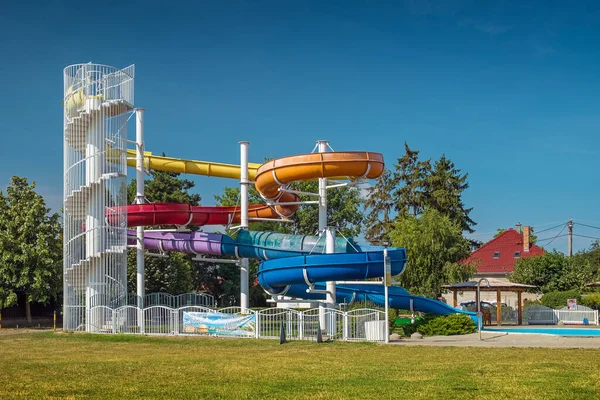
[516,222,522,233]
[523,226,530,252]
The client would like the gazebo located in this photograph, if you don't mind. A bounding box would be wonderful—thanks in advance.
[442,278,538,326]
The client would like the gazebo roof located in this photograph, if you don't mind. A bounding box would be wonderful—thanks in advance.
[585,281,600,287]
[442,278,537,292]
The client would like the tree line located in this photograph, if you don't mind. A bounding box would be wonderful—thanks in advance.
[511,244,600,293]
[4,144,599,322]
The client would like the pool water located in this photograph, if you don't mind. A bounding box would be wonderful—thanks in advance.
[487,327,600,337]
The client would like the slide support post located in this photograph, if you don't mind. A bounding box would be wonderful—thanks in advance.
[240,141,250,312]
[317,140,336,335]
[135,108,145,333]
[384,245,390,344]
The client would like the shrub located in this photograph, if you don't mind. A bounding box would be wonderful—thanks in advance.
[541,290,581,309]
[394,316,428,336]
[580,294,600,310]
[416,314,476,336]
[524,299,542,307]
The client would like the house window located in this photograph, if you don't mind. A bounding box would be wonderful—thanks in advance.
[493,251,500,259]
[514,251,521,258]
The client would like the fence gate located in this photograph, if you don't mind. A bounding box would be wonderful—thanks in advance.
[346,309,386,341]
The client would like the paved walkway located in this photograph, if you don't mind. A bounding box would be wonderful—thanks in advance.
[390,331,600,349]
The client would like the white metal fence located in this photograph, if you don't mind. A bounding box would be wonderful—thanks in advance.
[80,306,386,342]
[524,305,599,325]
[556,305,599,325]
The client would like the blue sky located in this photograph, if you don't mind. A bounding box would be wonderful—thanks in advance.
[1,0,599,253]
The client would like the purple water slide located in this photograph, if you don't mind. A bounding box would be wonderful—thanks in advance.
[127,230,224,256]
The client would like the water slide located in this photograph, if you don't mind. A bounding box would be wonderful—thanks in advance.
[122,149,469,316]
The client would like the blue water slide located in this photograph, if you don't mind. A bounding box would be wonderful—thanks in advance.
[221,230,361,260]
[256,249,407,294]
[231,231,472,318]
[135,227,471,317]
[283,283,475,317]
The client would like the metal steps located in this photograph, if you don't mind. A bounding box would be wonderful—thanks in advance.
[64,99,133,153]
[65,245,128,289]
[64,172,126,218]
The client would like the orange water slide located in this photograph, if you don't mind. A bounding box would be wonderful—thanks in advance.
[254,152,385,200]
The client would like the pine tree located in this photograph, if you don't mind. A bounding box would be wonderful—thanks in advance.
[363,168,396,244]
[393,142,431,217]
[424,154,476,233]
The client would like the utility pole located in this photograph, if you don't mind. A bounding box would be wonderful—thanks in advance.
[568,219,573,257]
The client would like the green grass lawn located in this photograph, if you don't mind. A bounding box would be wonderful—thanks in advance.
[1,332,599,399]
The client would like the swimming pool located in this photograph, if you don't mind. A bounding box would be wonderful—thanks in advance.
[486,327,600,337]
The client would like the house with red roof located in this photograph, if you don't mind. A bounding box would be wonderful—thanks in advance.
[467,226,545,278]
[443,225,544,306]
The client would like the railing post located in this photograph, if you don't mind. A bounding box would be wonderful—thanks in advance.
[173,309,178,335]
[255,311,260,339]
[343,312,349,341]
[287,312,292,340]
[112,309,117,334]
[299,312,304,340]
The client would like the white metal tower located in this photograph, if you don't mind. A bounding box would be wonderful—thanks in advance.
[63,63,134,331]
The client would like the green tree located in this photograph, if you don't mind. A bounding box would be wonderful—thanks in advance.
[126,164,201,295]
[0,177,62,324]
[128,161,201,205]
[425,154,476,233]
[579,240,600,281]
[127,251,193,294]
[291,181,363,237]
[364,144,475,244]
[393,142,431,217]
[511,251,595,292]
[214,185,290,234]
[363,168,396,244]
[190,261,249,307]
[389,208,475,298]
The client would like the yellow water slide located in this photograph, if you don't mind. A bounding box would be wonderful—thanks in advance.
[125,149,261,180]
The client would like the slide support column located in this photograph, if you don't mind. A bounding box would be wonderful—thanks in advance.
[239,141,250,312]
[85,102,104,332]
[384,245,390,344]
[135,108,145,333]
[317,140,336,335]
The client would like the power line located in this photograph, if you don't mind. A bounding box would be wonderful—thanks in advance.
[537,223,568,246]
[532,222,566,235]
[572,233,600,241]
[575,222,600,231]
[536,234,568,242]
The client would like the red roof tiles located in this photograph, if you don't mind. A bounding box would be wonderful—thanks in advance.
[465,229,544,274]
